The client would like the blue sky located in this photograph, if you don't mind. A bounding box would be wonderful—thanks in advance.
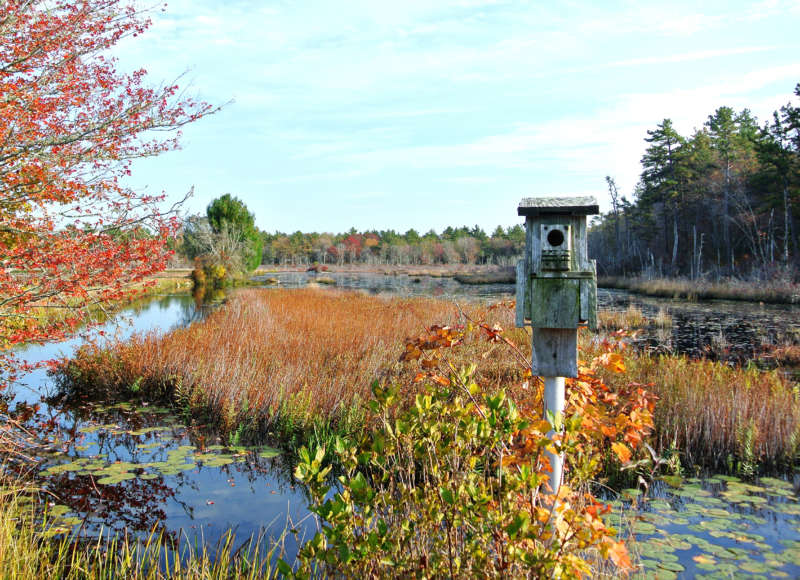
[119,0,800,234]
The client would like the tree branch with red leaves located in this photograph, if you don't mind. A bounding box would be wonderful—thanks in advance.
[0,0,218,382]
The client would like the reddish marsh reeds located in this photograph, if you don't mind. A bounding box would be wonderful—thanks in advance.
[58,288,517,444]
[584,337,800,471]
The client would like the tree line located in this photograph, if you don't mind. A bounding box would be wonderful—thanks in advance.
[176,200,526,270]
[589,83,800,280]
[259,225,525,267]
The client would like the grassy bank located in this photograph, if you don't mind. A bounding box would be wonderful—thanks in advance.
[599,275,800,304]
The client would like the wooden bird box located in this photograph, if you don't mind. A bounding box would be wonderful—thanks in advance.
[515,196,598,377]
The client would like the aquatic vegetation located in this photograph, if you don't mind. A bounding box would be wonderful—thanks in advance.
[610,475,800,578]
[598,304,647,330]
[57,288,800,473]
[597,303,675,334]
[5,282,800,577]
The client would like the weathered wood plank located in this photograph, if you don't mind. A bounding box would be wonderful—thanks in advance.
[531,278,580,328]
[532,328,578,377]
[515,259,528,327]
[518,196,599,216]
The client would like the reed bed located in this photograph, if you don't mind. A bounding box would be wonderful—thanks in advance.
[583,338,800,471]
[58,288,518,445]
[57,286,800,469]
[598,305,646,330]
[597,305,673,331]
[599,276,800,304]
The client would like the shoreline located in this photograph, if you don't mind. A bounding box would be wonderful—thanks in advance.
[599,275,800,305]
[252,264,800,304]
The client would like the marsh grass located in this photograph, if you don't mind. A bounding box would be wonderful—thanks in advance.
[598,305,646,330]
[759,343,800,367]
[57,288,520,449]
[599,276,800,304]
[583,335,800,471]
[597,305,673,331]
[56,287,800,471]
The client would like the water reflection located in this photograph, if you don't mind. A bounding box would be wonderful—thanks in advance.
[38,402,314,559]
[8,293,313,562]
[254,270,516,300]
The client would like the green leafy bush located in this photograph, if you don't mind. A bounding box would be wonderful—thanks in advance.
[291,367,632,579]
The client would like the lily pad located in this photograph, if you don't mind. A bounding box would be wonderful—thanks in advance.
[96,472,136,485]
[657,561,684,573]
[621,488,642,500]
[631,521,657,535]
[758,476,793,489]
[647,499,672,511]
[659,475,682,488]
[739,560,769,573]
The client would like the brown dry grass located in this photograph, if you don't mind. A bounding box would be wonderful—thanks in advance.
[57,287,800,469]
[583,336,800,470]
[599,276,800,304]
[59,288,520,443]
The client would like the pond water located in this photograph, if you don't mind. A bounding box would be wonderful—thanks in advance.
[609,476,800,578]
[601,289,800,373]
[7,275,800,573]
[10,294,315,562]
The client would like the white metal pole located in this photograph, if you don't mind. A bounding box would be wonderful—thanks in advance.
[543,376,565,494]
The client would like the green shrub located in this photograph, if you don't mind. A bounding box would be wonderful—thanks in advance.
[290,369,632,579]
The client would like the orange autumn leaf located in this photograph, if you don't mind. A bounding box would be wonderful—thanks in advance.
[600,424,617,438]
[593,352,626,373]
[607,540,633,571]
[430,374,451,387]
[611,442,632,463]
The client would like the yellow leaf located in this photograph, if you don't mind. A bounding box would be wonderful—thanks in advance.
[611,442,632,463]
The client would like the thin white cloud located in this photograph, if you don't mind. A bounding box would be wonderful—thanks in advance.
[607,46,774,68]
